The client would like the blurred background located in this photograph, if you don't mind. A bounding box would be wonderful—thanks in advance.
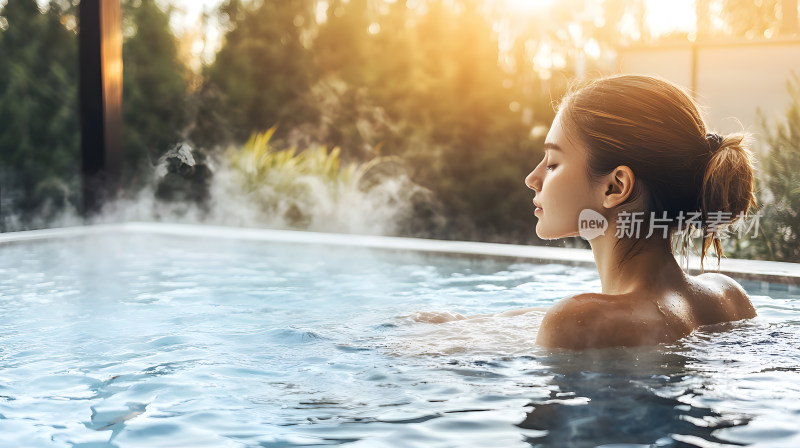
[0,0,798,261]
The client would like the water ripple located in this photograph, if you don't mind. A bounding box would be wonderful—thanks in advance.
[0,234,796,447]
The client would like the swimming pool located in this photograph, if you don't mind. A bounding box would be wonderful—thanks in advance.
[1,224,798,447]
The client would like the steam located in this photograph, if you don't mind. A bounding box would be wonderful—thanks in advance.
[1,142,446,237]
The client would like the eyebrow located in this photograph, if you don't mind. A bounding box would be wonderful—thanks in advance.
[544,143,563,152]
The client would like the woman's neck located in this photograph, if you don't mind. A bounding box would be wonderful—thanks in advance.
[588,234,686,296]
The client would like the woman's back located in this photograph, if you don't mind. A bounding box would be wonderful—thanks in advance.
[535,272,756,349]
[686,272,756,325]
[412,74,760,350]
[522,74,759,349]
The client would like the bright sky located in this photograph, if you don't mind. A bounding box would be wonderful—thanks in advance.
[162,0,221,34]
[2,0,697,69]
[167,0,697,35]
[644,0,696,37]
[163,0,697,70]
[158,0,224,70]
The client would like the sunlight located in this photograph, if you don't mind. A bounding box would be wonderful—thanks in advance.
[644,0,696,37]
[501,0,696,38]
[18,0,703,74]
[505,0,556,13]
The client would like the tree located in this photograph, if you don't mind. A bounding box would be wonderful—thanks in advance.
[0,0,80,227]
[728,74,800,262]
[395,1,547,242]
[313,0,370,85]
[192,0,317,148]
[121,0,188,186]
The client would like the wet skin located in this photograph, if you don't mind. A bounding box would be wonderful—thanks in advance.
[525,111,756,349]
[535,271,757,349]
[408,110,757,349]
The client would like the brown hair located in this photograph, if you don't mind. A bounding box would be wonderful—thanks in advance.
[558,74,757,271]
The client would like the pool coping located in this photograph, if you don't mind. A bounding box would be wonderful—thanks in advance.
[1,221,799,286]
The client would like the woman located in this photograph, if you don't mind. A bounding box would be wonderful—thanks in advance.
[411,74,758,350]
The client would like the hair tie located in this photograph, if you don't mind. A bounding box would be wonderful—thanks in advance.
[706,133,724,153]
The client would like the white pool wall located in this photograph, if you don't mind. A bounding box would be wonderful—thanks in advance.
[1,222,798,286]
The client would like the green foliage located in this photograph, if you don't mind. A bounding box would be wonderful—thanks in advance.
[227,127,404,228]
[314,0,370,86]
[304,1,554,242]
[403,3,552,242]
[188,0,555,242]
[121,0,188,185]
[13,0,796,252]
[727,74,800,262]
[193,0,317,146]
[0,0,79,224]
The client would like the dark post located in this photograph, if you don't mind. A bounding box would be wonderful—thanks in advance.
[79,0,122,217]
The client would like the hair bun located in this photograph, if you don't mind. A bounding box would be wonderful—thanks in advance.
[699,133,757,224]
[694,133,757,270]
[705,132,724,153]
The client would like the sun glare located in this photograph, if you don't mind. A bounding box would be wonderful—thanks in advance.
[505,0,556,13]
[501,0,695,38]
[45,0,702,74]
[644,0,696,37]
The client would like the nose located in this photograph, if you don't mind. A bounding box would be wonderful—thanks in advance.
[525,161,544,192]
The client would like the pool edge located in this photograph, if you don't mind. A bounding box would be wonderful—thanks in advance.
[1,222,798,286]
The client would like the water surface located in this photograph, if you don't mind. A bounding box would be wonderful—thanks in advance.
[0,233,798,447]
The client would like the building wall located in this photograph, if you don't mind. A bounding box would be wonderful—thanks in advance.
[618,39,800,152]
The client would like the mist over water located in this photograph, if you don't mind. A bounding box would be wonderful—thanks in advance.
[1,145,445,237]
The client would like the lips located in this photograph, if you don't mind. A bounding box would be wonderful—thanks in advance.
[533,198,543,210]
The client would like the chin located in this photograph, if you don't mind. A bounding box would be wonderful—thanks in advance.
[535,225,561,240]
[536,223,579,240]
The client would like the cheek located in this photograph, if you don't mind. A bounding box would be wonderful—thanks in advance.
[546,171,595,219]
[546,171,581,201]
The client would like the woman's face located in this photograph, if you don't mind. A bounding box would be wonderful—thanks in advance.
[524,111,601,240]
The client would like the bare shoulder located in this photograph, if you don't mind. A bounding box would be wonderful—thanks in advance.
[695,272,743,292]
[535,293,660,349]
[693,272,757,321]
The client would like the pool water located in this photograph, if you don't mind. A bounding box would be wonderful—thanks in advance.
[0,233,798,447]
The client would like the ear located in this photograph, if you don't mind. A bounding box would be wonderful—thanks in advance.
[601,165,635,209]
